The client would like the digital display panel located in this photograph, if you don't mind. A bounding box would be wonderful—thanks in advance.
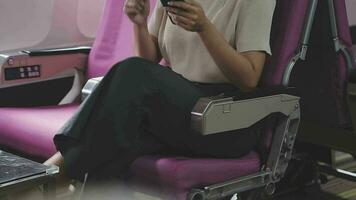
[4,65,41,81]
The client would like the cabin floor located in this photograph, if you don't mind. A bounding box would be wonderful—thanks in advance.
[4,151,356,200]
[276,151,356,200]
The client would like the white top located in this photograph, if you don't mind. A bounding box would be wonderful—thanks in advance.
[148,0,276,83]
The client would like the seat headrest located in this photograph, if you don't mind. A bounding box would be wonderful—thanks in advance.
[87,0,157,79]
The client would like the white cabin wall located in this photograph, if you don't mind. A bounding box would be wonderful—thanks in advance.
[78,0,106,38]
[0,0,105,52]
[0,0,54,52]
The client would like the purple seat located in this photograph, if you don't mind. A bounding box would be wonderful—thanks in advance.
[292,0,356,182]
[295,0,356,149]
[130,152,260,199]
[0,103,79,158]
[0,0,308,199]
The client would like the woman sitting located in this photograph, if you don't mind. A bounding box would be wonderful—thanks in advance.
[44,0,275,192]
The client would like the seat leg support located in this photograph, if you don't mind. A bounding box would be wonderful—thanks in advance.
[188,172,271,200]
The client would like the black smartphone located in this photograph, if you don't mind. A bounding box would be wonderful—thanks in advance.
[160,0,184,7]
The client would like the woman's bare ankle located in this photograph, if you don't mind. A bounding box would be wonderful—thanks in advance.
[44,151,64,166]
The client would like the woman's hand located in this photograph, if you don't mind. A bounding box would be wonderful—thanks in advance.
[165,0,209,32]
[124,0,150,26]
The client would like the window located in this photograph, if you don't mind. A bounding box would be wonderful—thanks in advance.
[0,0,105,53]
[0,0,54,52]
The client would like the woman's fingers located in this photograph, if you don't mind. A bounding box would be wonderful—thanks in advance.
[137,0,144,7]
[124,0,149,25]
[168,1,197,12]
[166,7,196,20]
[166,0,208,32]
[125,5,139,15]
[125,7,138,15]
[171,14,200,31]
[125,0,144,14]
[183,0,201,6]
[174,15,194,27]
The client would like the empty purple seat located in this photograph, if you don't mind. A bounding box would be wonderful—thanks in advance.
[0,103,79,158]
[293,0,356,182]
[295,0,355,148]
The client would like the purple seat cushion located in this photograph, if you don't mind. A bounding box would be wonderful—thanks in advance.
[0,103,79,158]
[129,151,260,199]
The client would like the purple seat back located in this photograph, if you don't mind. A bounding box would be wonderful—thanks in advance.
[87,0,156,79]
[335,0,353,47]
[288,0,353,128]
[333,0,354,126]
[258,0,312,151]
[261,0,311,86]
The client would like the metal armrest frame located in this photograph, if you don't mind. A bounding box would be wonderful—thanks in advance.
[191,94,299,135]
[187,95,300,200]
[81,76,104,101]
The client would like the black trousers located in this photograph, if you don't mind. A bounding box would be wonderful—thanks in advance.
[54,57,259,180]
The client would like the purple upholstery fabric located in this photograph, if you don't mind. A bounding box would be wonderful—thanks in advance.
[0,103,79,158]
[286,0,353,128]
[261,0,310,86]
[334,0,353,47]
[258,0,310,152]
[333,0,354,127]
[129,152,260,200]
[87,0,156,78]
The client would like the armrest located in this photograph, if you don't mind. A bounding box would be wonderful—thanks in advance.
[227,85,297,100]
[81,76,104,101]
[22,46,91,57]
[191,87,300,135]
[81,77,300,136]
